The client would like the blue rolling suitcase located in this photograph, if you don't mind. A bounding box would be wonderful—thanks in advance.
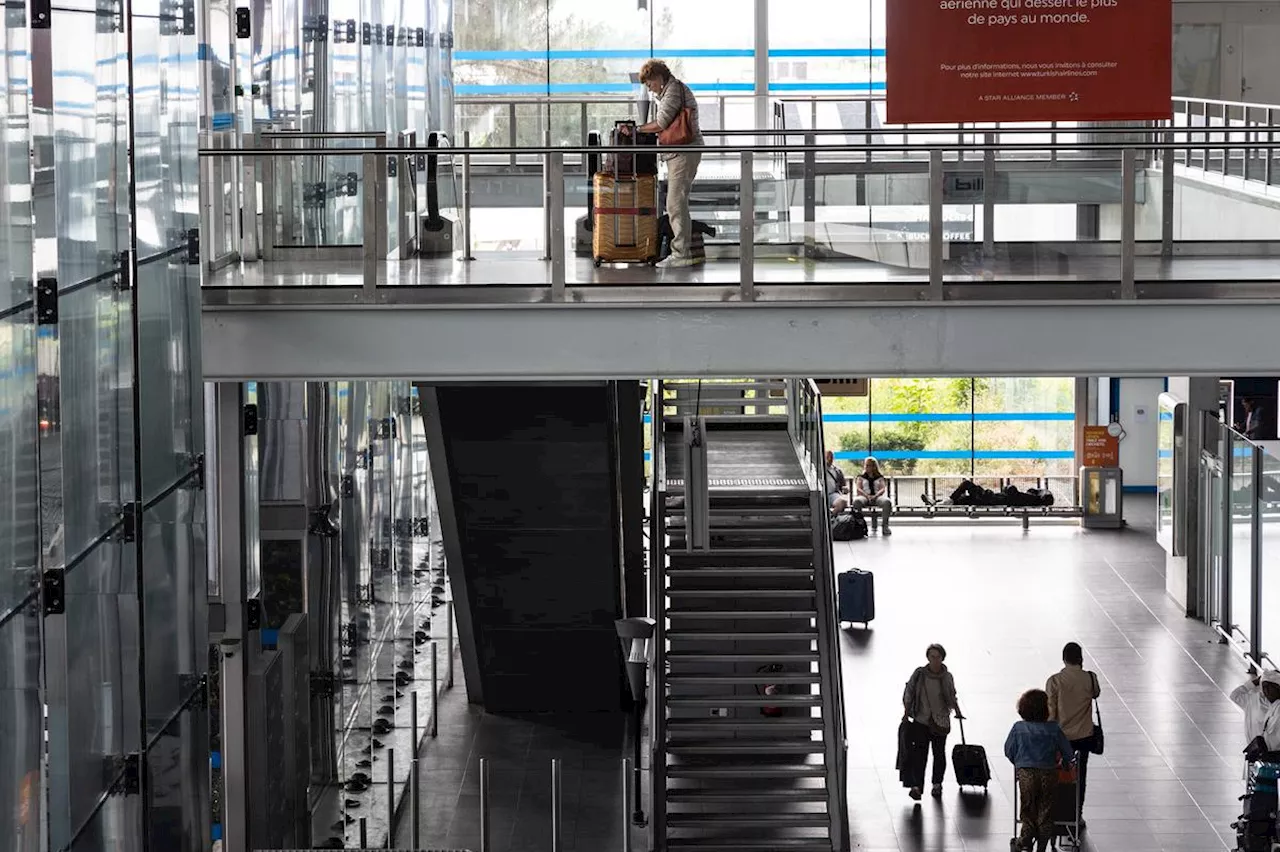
[837,569,874,627]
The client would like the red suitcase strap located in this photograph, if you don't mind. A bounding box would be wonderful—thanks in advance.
[594,206,656,216]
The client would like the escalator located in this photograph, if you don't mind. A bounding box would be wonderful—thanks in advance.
[414,382,644,712]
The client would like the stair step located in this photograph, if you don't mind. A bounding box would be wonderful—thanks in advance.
[667,611,815,620]
[667,652,818,663]
[668,589,814,598]
[669,527,810,536]
[666,567,814,578]
[667,673,820,685]
[668,695,821,708]
[666,765,827,779]
[668,742,827,756]
[667,813,831,829]
[668,631,817,641]
[666,789,829,804]
[665,834,834,844]
[667,718,824,732]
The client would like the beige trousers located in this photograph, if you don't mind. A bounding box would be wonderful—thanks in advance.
[665,152,701,258]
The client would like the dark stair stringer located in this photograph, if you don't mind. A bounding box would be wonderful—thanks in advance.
[415,382,644,712]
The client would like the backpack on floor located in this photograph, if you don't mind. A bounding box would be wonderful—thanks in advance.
[831,513,867,542]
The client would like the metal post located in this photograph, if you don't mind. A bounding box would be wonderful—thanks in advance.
[684,415,710,551]
[551,758,564,852]
[542,130,553,261]
[479,758,492,852]
[359,817,368,849]
[241,133,260,261]
[739,152,755,302]
[1120,148,1136,300]
[1267,109,1275,187]
[1252,445,1264,661]
[621,758,633,852]
[446,601,455,688]
[431,641,439,737]
[386,748,396,846]
[753,0,770,140]
[508,102,518,167]
[411,757,421,848]
[982,132,995,259]
[928,149,944,299]
[460,131,475,261]
[1221,418,1234,637]
[260,133,277,260]
[363,152,380,291]
[549,150,566,301]
[1162,130,1175,259]
[803,132,816,260]
[411,690,419,746]
[580,102,589,148]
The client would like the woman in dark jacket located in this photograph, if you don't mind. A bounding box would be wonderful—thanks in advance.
[900,643,963,800]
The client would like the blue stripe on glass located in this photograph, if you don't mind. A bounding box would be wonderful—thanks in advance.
[1123,485,1157,494]
[768,82,886,92]
[455,82,755,95]
[823,412,1073,423]
[455,48,756,61]
[834,450,1073,460]
[768,48,886,58]
[211,112,235,130]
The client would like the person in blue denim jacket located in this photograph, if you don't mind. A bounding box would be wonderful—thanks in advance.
[1004,689,1077,852]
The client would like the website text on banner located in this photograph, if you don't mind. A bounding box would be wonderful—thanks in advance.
[885,0,1171,123]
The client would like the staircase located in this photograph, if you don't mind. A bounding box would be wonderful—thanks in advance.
[650,380,849,852]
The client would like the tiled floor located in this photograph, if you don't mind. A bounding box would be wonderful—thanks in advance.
[399,498,1252,851]
[836,499,1247,852]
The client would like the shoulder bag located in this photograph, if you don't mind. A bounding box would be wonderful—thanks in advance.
[1088,671,1105,755]
[658,107,694,146]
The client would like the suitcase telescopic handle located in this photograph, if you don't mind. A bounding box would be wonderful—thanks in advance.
[958,715,966,745]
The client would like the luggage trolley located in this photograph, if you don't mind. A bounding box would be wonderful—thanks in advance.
[1011,765,1080,851]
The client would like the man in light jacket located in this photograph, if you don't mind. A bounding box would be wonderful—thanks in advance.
[1046,642,1101,822]
[1235,668,1280,751]
[637,59,703,269]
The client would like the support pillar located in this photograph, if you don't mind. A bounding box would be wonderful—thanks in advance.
[1167,376,1220,616]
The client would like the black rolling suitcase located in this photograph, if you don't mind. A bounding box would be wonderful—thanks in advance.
[951,718,990,792]
[837,568,874,626]
[604,120,657,177]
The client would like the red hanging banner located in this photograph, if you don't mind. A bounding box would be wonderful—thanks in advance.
[886,0,1172,124]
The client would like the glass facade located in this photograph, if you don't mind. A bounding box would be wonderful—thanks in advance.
[0,2,209,849]
[825,377,1075,480]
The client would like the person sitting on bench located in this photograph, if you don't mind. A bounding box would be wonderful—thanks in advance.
[824,450,849,515]
[852,456,893,536]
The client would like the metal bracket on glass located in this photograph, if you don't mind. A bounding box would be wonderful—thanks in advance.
[93,0,122,32]
[41,569,65,616]
[370,548,390,571]
[242,403,259,436]
[179,673,209,709]
[235,6,251,37]
[339,475,354,498]
[109,754,141,796]
[35,277,57,324]
[115,503,139,543]
[245,598,262,631]
[369,417,395,440]
[158,0,195,35]
[310,671,337,697]
[113,251,133,291]
[185,227,200,265]
[301,14,328,42]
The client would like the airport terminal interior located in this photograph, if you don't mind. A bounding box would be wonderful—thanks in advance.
[7,1,1280,851]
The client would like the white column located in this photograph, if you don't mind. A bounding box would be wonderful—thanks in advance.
[754,0,769,137]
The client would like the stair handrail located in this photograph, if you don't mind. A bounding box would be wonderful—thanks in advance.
[648,379,669,849]
[785,378,851,852]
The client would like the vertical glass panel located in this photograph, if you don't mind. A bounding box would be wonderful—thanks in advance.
[51,9,128,285]
[1230,434,1256,649]
[137,259,200,502]
[0,310,37,613]
[768,0,876,96]
[0,14,32,311]
[145,706,210,852]
[46,542,141,850]
[653,0,753,96]
[1173,24,1221,100]
[141,486,207,738]
[453,0,548,99]
[1261,447,1280,658]
[0,603,42,852]
[973,377,1075,485]
[57,280,134,560]
[869,378,972,479]
[823,391,870,482]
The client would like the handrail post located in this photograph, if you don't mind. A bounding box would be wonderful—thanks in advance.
[386,747,396,845]
[1252,444,1264,662]
[363,152,380,292]
[982,132,995,259]
[542,130,553,262]
[479,758,492,852]
[446,599,455,688]
[621,757,633,852]
[549,150,566,301]
[1120,147,1136,299]
[551,758,564,852]
[460,131,475,261]
[508,102,518,167]
[803,132,817,260]
[648,383,668,851]
[431,641,439,737]
[739,151,755,302]
[260,131,277,260]
[1162,129,1175,259]
[928,149,944,299]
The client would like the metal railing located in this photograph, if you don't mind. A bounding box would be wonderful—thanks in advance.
[786,378,851,852]
[647,380,669,846]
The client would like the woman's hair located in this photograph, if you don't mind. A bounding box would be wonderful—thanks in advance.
[863,456,881,477]
[1017,689,1050,722]
[925,643,946,661]
[639,59,672,85]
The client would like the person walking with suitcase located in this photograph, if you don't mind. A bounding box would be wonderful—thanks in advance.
[1046,642,1102,826]
[635,59,703,269]
[1005,689,1077,852]
[901,643,963,800]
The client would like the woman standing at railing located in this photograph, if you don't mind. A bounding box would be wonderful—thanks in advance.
[635,59,703,269]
